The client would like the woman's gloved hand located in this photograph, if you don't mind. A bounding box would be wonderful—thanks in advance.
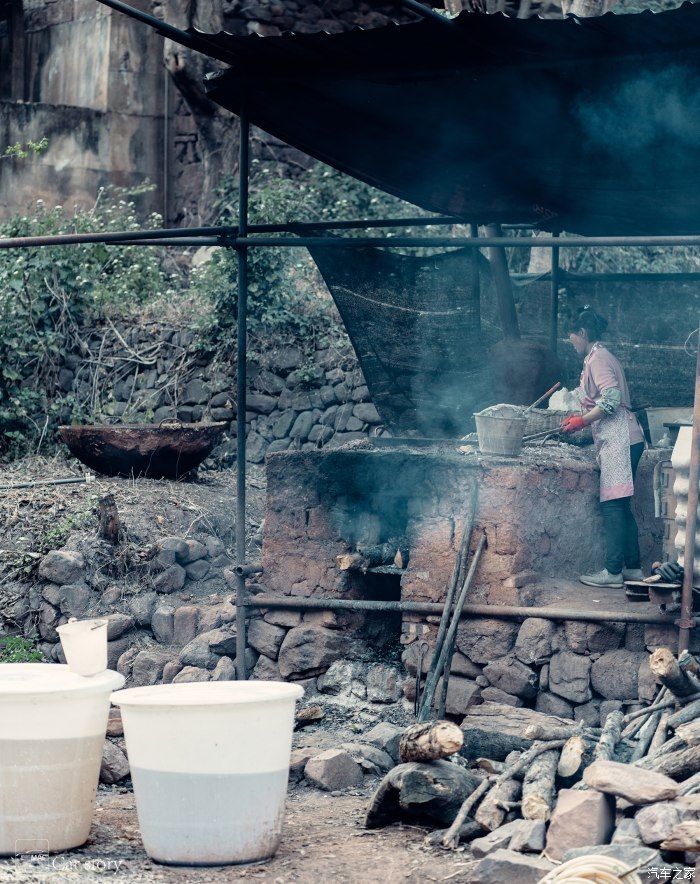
[560,415,587,435]
[655,561,684,584]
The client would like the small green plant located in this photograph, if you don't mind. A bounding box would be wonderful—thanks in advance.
[2,137,48,161]
[0,635,43,663]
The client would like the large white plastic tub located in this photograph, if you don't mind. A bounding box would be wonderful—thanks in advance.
[0,664,124,855]
[111,680,304,866]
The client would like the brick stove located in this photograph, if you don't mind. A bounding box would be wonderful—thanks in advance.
[258,438,670,719]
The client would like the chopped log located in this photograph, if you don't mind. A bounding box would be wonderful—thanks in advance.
[474,778,520,831]
[675,717,700,748]
[336,552,366,572]
[650,647,698,699]
[461,704,573,760]
[638,744,700,780]
[631,711,662,762]
[660,821,700,851]
[649,713,670,757]
[669,699,700,730]
[521,749,558,820]
[358,542,397,567]
[558,735,588,779]
[474,758,506,775]
[679,771,700,795]
[594,710,624,762]
[399,721,464,763]
[98,493,120,543]
[394,545,410,570]
[364,760,482,829]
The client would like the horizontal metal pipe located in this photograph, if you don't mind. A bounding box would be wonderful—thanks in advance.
[235,564,263,577]
[247,594,692,627]
[0,226,231,250]
[513,271,700,283]
[5,228,700,251]
[229,234,700,249]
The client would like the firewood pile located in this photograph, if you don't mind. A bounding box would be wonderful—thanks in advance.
[365,646,700,882]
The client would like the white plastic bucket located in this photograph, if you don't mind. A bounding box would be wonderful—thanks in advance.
[111,680,304,866]
[57,618,108,677]
[0,664,124,855]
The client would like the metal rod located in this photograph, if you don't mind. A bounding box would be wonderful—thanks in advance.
[0,476,92,491]
[679,320,700,653]
[0,226,231,250]
[163,64,170,226]
[95,0,203,50]
[247,595,692,627]
[513,271,700,283]
[235,564,263,577]
[401,0,454,25]
[550,234,560,353]
[227,235,700,249]
[470,223,482,334]
[234,112,250,681]
[9,228,700,252]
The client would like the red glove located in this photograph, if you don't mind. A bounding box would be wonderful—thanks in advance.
[560,415,587,435]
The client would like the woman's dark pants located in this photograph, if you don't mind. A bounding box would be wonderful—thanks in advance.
[601,442,645,574]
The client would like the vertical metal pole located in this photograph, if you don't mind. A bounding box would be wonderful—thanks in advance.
[470,223,481,334]
[679,322,700,653]
[550,233,560,354]
[235,111,250,680]
[162,62,170,226]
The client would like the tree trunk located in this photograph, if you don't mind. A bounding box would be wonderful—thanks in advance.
[399,721,464,763]
[521,749,558,820]
[485,224,520,340]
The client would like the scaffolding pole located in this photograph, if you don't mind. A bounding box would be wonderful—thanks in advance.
[234,112,250,680]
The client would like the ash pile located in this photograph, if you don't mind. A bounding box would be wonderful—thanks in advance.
[357,644,700,882]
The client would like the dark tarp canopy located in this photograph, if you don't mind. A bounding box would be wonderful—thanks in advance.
[197,4,700,236]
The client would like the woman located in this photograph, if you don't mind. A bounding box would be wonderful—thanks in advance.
[560,307,646,588]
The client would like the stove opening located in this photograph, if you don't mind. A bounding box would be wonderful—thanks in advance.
[361,570,402,656]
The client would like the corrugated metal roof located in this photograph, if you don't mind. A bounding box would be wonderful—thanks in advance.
[189,4,700,233]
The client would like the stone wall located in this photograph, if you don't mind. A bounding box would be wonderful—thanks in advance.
[57,317,384,464]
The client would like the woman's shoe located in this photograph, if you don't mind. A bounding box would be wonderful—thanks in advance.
[579,569,623,588]
[622,568,645,581]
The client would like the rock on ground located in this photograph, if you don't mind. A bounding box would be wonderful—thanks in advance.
[635,802,682,845]
[545,789,615,861]
[584,759,679,806]
[100,741,130,785]
[278,625,352,679]
[304,749,364,791]
[38,550,85,585]
[467,849,554,884]
[363,722,404,764]
[471,820,545,858]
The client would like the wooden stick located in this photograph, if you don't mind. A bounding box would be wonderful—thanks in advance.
[594,710,624,762]
[638,743,700,780]
[442,739,565,849]
[524,381,562,413]
[441,777,492,850]
[420,484,477,722]
[669,699,700,730]
[630,710,662,762]
[419,530,485,722]
[649,712,670,757]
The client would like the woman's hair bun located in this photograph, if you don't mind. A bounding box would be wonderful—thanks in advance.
[570,306,608,340]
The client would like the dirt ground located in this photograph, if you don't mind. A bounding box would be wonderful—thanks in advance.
[0,784,477,884]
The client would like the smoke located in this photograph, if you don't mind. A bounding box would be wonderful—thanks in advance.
[574,66,700,157]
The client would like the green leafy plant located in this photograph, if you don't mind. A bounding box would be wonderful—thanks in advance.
[0,635,43,663]
[0,187,177,458]
[2,137,48,161]
[192,162,428,361]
